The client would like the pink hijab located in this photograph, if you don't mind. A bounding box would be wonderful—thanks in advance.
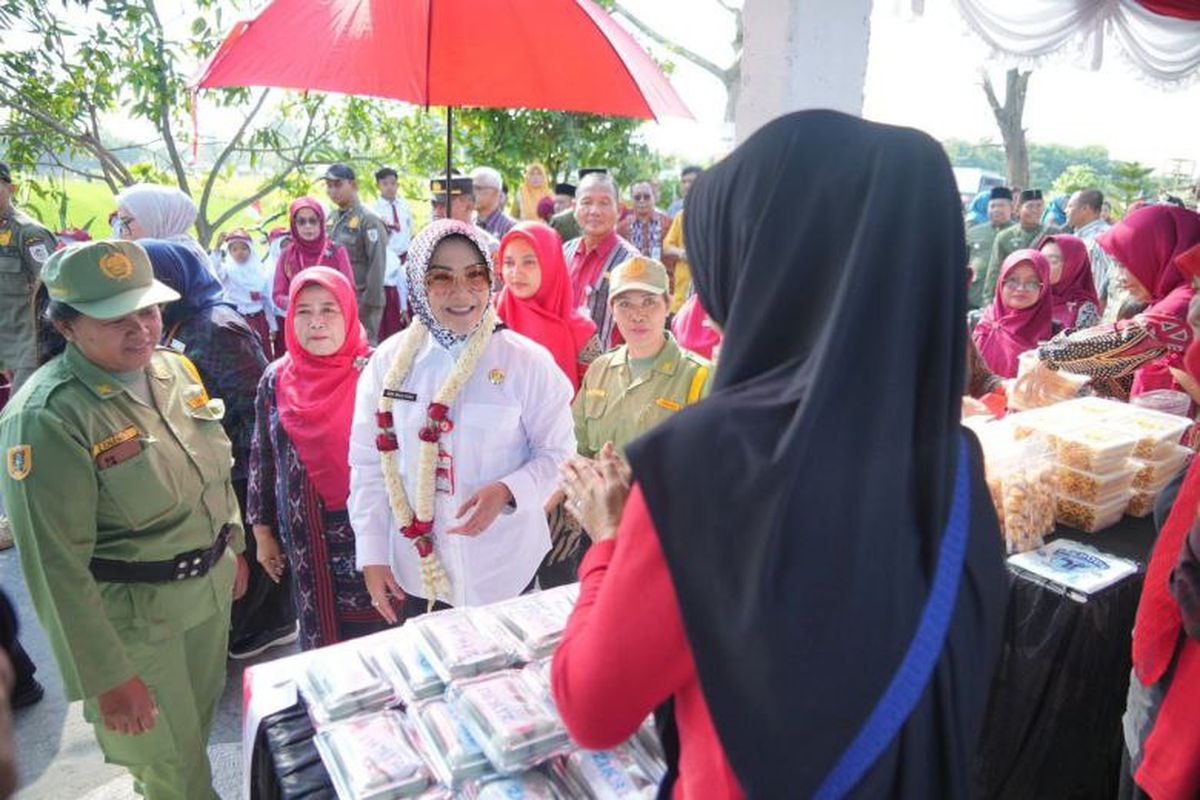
[972,249,1054,378]
[1041,234,1098,330]
[275,267,371,510]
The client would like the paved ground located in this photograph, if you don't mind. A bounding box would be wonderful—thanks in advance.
[3,546,297,799]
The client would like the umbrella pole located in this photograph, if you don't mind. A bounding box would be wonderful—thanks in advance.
[445,106,453,209]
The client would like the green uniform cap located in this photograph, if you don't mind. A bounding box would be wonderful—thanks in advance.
[41,240,179,320]
[609,256,669,300]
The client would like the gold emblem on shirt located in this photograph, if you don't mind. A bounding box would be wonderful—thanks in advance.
[6,445,31,481]
[488,368,505,385]
[99,252,135,281]
[348,215,360,230]
[0,231,11,247]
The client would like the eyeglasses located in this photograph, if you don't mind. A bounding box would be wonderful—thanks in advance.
[294,215,321,228]
[1002,279,1043,292]
[632,193,652,201]
[425,263,491,294]
[613,294,664,313]
[118,216,135,234]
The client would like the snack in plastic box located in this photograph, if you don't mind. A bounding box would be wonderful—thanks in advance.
[556,744,662,800]
[313,710,433,799]
[1054,426,1140,473]
[1056,493,1127,533]
[1008,358,1090,411]
[488,586,577,660]
[634,716,665,770]
[409,698,493,787]
[465,770,566,800]
[1130,444,1192,491]
[976,424,1057,554]
[377,628,445,703]
[1122,408,1192,461]
[447,670,571,775]
[521,659,553,703]
[1127,491,1159,518]
[1054,463,1134,504]
[411,610,515,683]
[299,649,396,726]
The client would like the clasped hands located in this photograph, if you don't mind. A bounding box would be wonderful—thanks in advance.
[560,442,633,543]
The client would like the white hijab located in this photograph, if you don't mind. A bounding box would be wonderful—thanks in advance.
[115,184,199,238]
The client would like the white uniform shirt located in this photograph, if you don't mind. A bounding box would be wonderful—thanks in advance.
[349,328,575,607]
[371,196,414,259]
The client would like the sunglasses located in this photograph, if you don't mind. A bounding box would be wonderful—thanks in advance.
[425,264,492,294]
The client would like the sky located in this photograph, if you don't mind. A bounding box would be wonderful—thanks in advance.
[621,0,1200,177]
[5,0,1198,180]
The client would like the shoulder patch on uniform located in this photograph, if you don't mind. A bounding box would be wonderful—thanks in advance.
[27,243,49,264]
[7,445,31,480]
[367,228,379,243]
[165,351,211,408]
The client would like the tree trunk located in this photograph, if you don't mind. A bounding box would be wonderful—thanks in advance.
[982,68,1031,190]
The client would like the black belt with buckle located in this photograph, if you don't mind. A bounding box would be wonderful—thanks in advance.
[89,525,233,584]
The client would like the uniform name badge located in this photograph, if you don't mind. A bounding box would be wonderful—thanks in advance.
[435,448,455,495]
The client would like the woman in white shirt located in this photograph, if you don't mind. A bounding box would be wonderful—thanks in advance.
[349,219,575,616]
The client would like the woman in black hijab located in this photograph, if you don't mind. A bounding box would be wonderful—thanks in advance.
[553,110,1007,797]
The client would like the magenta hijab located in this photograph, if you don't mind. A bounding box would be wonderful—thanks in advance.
[1041,234,1099,329]
[972,249,1054,378]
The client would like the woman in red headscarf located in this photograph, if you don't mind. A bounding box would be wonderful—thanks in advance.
[1119,240,1200,800]
[972,249,1054,378]
[272,197,354,318]
[247,267,392,649]
[1040,234,1100,332]
[1038,206,1200,400]
[495,222,599,391]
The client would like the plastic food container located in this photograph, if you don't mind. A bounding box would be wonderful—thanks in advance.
[299,649,396,726]
[447,671,571,775]
[314,711,433,799]
[1054,427,1140,473]
[463,770,567,800]
[487,586,577,661]
[1130,389,1192,418]
[408,698,493,788]
[1054,463,1135,504]
[977,426,1057,554]
[1056,493,1128,533]
[555,744,663,799]
[412,610,516,684]
[1129,445,1192,491]
[1122,408,1192,461]
[377,628,445,704]
[1127,491,1159,519]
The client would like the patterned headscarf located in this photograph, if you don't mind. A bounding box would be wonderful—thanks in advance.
[405,219,495,350]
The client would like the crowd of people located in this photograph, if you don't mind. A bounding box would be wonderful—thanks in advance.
[0,109,1197,799]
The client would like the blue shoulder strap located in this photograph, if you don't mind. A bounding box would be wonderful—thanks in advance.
[814,434,972,800]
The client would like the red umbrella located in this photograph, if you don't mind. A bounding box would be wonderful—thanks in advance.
[195,0,691,187]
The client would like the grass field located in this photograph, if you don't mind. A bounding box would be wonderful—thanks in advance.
[15,175,432,244]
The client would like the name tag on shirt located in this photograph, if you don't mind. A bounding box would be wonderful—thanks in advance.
[93,426,143,469]
[383,389,418,402]
[436,448,455,495]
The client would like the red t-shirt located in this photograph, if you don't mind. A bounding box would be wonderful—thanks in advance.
[552,486,745,799]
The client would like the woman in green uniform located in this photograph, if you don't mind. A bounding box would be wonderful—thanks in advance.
[541,256,712,586]
[0,240,248,800]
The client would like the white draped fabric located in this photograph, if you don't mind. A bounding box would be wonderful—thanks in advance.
[914,0,1200,84]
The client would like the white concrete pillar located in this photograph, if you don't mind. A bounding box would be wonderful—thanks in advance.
[735,0,874,144]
